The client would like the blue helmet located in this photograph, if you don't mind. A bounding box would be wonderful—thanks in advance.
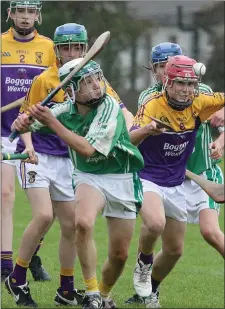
[150,42,182,65]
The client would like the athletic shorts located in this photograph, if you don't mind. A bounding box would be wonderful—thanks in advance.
[1,136,19,166]
[184,165,223,224]
[16,152,74,201]
[72,170,143,219]
[141,178,187,222]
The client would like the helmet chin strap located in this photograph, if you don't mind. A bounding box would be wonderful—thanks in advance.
[166,91,192,111]
[13,22,35,36]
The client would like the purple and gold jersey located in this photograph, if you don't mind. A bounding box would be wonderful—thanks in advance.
[131,92,224,187]
[104,79,125,109]
[16,62,69,157]
[1,27,55,136]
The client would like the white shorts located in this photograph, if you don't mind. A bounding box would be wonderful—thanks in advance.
[141,178,187,222]
[184,165,223,224]
[16,152,74,201]
[1,136,19,166]
[73,170,143,219]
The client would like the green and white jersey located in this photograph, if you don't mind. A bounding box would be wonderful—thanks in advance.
[138,82,161,107]
[31,95,144,174]
[138,82,222,175]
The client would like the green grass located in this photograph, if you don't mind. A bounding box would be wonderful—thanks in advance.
[1,162,224,308]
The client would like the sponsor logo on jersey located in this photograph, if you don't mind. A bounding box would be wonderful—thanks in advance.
[160,116,171,124]
[5,77,32,93]
[163,141,189,156]
[35,52,43,64]
[1,52,11,57]
[16,50,29,54]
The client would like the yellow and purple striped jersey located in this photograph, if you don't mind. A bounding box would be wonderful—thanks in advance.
[1,27,55,136]
[132,92,224,187]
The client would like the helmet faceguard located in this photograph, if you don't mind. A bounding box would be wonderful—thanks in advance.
[163,55,199,111]
[149,42,182,83]
[59,58,106,108]
[54,23,88,63]
[7,1,42,36]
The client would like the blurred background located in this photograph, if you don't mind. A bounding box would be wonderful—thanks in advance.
[1,1,224,114]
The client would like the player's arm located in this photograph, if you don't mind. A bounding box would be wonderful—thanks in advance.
[209,126,225,160]
[129,102,164,146]
[122,107,134,131]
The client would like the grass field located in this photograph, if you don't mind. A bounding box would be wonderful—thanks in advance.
[1,162,224,308]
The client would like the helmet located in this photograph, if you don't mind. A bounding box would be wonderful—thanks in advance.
[7,0,42,35]
[149,42,182,82]
[59,58,105,107]
[163,55,199,110]
[54,23,88,59]
[151,42,182,65]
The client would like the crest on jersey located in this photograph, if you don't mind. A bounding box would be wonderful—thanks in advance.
[35,52,43,64]
[27,171,37,183]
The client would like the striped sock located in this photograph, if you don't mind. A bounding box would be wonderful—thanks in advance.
[1,251,13,272]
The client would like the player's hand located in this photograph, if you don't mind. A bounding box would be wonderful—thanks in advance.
[209,141,224,160]
[22,147,38,165]
[145,120,166,136]
[210,109,224,127]
[28,103,55,126]
[11,113,32,133]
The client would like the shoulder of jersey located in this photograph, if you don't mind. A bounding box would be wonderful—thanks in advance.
[143,91,163,105]
[35,33,54,45]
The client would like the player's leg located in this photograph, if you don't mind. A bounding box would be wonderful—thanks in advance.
[1,137,18,281]
[1,162,16,281]
[98,172,142,308]
[199,208,224,258]
[133,180,165,298]
[5,187,53,307]
[52,200,84,305]
[99,217,135,308]
[50,156,84,306]
[146,185,187,308]
[73,178,105,309]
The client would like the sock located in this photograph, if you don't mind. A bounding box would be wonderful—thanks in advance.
[84,276,99,294]
[60,268,74,293]
[33,238,44,256]
[1,251,13,272]
[11,257,29,286]
[99,280,113,299]
[139,252,153,265]
[151,276,161,294]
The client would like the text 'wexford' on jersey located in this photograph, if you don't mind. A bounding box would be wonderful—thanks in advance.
[132,91,224,187]
[1,27,55,136]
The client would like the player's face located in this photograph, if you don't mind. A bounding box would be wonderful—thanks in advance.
[153,62,167,82]
[167,80,197,103]
[76,73,104,103]
[59,44,86,64]
[9,7,38,29]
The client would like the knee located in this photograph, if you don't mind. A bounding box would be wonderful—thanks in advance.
[75,217,94,238]
[200,225,221,244]
[109,247,129,266]
[164,244,184,259]
[36,213,53,230]
[2,185,15,210]
[144,218,166,237]
[61,220,76,238]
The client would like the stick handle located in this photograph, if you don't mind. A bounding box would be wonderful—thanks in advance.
[1,96,25,113]
[2,153,29,160]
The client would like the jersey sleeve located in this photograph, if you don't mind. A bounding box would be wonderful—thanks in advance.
[198,92,225,122]
[48,41,56,66]
[85,96,123,156]
[19,75,43,114]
